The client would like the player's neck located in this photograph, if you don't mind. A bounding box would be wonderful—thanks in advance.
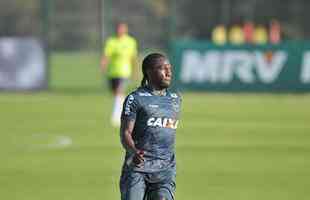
[146,84,167,96]
[152,89,166,96]
[117,33,127,38]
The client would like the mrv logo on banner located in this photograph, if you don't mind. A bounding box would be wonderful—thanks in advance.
[181,50,310,84]
[172,42,310,91]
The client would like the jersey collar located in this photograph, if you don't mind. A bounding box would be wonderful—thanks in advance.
[145,85,168,96]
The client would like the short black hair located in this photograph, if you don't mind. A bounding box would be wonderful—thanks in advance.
[140,53,166,87]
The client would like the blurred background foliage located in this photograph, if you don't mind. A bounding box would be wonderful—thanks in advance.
[0,0,309,51]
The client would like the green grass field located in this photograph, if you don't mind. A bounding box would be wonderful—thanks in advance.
[1,52,310,200]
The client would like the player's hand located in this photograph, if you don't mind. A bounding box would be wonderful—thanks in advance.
[100,57,108,73]
[133,150,145,167]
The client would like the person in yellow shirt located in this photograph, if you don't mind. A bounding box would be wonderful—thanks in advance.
[212,24,227,45]
[253,24,268,45]
[101,23,138,126]
[228,24,245,45]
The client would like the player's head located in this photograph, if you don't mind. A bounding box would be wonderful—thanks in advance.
[116,23,128,37]
[141,53,172,90]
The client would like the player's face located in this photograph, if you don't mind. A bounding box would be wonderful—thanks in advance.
[149,58,172,89]
[117,23,128,37]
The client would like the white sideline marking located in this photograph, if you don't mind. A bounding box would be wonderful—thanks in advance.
[31,133,73,149]
[47,136,72,149]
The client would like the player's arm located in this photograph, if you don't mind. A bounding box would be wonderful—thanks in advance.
[100,38,112,73]
[120,118,137,153]
[100,56,109,73]
[120,94,144,166]
[120,119,144,166]
[131,41,138,68]
[130,39,139,80]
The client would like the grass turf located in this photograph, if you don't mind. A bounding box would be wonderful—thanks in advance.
[0,52,310,200]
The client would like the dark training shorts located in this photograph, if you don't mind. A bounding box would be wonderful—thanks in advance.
[109,78,127,91]
[120,167,176,200]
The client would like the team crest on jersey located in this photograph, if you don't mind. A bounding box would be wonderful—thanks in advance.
[147,117,179,129]
[170,93,178,98]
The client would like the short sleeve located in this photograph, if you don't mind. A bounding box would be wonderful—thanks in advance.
[131,39,138,57]
[121,94,140,121]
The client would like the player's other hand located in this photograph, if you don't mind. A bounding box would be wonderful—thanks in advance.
[133,150,145,167]
[100,57,108,73]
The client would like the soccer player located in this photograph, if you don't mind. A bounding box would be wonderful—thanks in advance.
[119,53,181,200]
[101,23,138,126]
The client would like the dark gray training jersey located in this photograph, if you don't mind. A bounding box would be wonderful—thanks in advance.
[121,86,181,173]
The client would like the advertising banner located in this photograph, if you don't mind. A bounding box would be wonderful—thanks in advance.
[171,41,310,92]
[0,38,47,90]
